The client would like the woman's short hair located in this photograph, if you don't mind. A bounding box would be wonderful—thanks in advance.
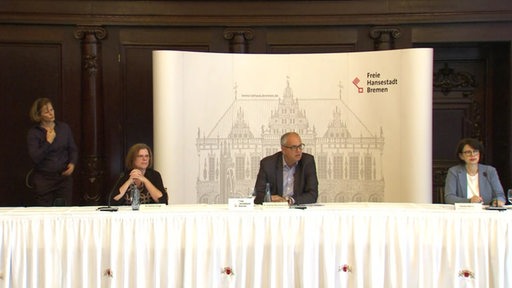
[29,98,52,123]
[125,143,153,170]
[455,138,484,163]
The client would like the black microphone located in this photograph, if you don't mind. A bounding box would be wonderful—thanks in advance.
[482,171,501,207]
[481,172,492,205]
[97,173,124,212]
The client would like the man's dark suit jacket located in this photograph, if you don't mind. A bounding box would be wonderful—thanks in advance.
[254,151,319,204]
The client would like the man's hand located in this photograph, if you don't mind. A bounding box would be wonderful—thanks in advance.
[271,195,287,202]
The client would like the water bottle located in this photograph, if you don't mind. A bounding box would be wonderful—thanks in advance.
[263,183,272,202]
[131,183,140,210]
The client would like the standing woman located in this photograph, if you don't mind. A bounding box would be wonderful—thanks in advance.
[444,138,506,206]
[111,143,168,205]
[27,98,78,206]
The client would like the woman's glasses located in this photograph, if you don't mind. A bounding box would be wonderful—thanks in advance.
[462,150,479,156]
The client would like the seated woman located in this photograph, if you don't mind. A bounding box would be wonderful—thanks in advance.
[444,138,505,206]
[111,143,168,205]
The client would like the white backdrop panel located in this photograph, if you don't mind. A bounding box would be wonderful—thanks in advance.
[153,49,433,204]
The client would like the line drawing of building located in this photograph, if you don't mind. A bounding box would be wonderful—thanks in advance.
[196,78,385,204]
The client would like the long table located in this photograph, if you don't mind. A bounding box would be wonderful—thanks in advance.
[0,203,510,288]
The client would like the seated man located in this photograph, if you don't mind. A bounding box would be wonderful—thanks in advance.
[254,132,319,205]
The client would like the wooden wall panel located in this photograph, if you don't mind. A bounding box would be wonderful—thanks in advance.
[0,25,81,206]
[0,43,62,206]
[266,27,359,53]
[488,43,511,193]
[415,42,511,202]
[118,29,213,173]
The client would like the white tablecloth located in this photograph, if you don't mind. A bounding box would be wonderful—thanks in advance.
[0,203,510,288]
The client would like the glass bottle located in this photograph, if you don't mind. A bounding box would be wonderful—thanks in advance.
[263,183,272,202]
[131,183,140,210]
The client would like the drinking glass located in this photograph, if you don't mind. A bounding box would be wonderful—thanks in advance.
[508,189,512,205]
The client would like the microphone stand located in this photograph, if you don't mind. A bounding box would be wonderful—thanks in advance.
[97,173,124,212]
[482,171,506,210]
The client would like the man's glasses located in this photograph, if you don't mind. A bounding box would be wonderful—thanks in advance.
[283,144,305,151]
[462,150,479,156]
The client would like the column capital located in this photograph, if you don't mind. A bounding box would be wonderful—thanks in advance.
[224,28,254,53]
[73,26,107,41]
[369,26,401,50]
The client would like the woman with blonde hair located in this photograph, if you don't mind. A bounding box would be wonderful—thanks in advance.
[27,97,78,206]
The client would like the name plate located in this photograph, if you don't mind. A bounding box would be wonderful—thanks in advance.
[228,197,255,210]
[454,203,483,211]
[140,203,167,210]
[261,202,289,209]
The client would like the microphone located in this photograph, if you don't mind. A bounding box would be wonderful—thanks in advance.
[481,171,492,205]
[482,171,500,207]
[97,172,124,212]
